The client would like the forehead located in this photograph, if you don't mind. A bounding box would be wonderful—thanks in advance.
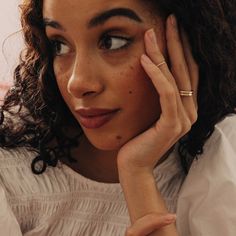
[42,0,154,22]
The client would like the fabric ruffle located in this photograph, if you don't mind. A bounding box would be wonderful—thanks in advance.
[0,144,185,235]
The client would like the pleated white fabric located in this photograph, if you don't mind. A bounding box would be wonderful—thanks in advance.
[2,114,235,236]
[0,140,185,236]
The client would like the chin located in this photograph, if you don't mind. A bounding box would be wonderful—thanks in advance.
[90,140,124,151]
[86,134,128,151]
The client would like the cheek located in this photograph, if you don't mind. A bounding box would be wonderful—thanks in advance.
[118,57,157,97]
[113,58,160,130]
[125,59,161,118]
[53,62,72,103]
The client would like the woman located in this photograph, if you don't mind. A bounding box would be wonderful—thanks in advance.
[0,0,236,235]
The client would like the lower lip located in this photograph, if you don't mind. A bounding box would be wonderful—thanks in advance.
[78,110,119,129]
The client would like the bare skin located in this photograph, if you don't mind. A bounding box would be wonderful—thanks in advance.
[43,0,198,235]
[43,0,167,182]
[119,15,198,235]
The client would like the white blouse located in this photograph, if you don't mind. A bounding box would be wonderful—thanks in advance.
[176,114,236,235]
[0,138,184,235]
[0,114,236,236]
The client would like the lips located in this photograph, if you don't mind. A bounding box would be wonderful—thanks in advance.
[76,108,120,129]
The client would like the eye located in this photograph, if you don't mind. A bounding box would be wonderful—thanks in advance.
[99,34,131,51]
[50,40,71,56]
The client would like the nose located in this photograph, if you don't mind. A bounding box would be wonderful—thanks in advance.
[67,56,104,98]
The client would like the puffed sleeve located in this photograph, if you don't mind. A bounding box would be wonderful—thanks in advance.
[176,115,236,236]
[0,184,22,236]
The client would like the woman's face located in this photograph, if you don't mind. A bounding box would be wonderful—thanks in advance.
[43,0,166,150]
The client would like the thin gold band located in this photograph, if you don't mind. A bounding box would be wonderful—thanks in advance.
[179,90,194,97]
[156,61,166,67]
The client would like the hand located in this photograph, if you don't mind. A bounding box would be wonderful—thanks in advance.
[117,15,198,235]
[117,14,199,173]
[125,213,176,236]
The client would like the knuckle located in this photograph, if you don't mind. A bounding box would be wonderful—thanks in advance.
[125,228,135,236]
[161,86,175,97]
[172,62,188,75]
[191,63,199,72]
[147,49,156,58]
[147,46,162,58]
[172,123,182,135]
[143,212,158,221]
[150,49,160,58]
[189,111,198,124]
[167,31,180,44]
[181,119,192,134]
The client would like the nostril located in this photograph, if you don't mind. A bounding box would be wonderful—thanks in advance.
[67,74,105,98]
[82,91,96,97]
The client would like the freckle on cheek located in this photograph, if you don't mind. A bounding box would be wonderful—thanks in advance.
[129,91,133,94]
[130,66,134,70]
[55,66,63,74]
[116,136,122,140]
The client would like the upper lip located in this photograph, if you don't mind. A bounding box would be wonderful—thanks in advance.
[76,108,120,117]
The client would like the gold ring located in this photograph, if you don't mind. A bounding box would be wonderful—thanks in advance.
[179,90,194,97]
[156,61,166,67]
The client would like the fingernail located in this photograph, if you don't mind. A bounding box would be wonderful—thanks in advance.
[141,54,152,65]
[170,14,177,27]
[164,214,177,222]
[147,28,157,44]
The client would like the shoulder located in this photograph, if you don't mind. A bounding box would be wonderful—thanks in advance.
[0,146,37,167]
[0,146,37,193]
[176,114,236,235]
[0,146,38,170]
[0,146,37,157]
[195,113,236,170]
[178,113,236,197]
[208,113,236,151]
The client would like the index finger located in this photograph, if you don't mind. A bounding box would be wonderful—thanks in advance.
[126,213,176,236]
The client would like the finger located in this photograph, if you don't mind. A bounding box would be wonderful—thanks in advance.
[142,27,193,132]
[166,14,197,123]
[140,54,192,137]
[140,54,178,122]
[144,28,185,119]
[166,15,192,91]
[126,213,176,236]
[143,27,188,125]
[180,27,199,110]
[144,29,174,84]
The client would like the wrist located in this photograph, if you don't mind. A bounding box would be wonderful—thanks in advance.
[118,165,168,223]
[117,155,153,177]
[118,165,154,189]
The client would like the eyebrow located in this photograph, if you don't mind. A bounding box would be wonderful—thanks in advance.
[43,8,143,31]
[88,8,143,28]
[43,18,65,31]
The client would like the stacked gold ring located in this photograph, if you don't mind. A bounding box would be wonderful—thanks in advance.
[156,61,194,97]
[179,90,194,97]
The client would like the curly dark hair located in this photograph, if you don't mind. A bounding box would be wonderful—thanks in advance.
[0,0,236,174]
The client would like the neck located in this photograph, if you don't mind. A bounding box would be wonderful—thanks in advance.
[65,135,120,183]
[62,135,175,184]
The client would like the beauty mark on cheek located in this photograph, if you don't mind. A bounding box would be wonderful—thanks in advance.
[116,136,122,140]
[129,91,133,94]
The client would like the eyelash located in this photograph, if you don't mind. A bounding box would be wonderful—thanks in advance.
[99,33,133,52]
[49,39,69,57]
[49,33,133,57]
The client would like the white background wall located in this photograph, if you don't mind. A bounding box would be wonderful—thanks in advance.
[0,0,23,83]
